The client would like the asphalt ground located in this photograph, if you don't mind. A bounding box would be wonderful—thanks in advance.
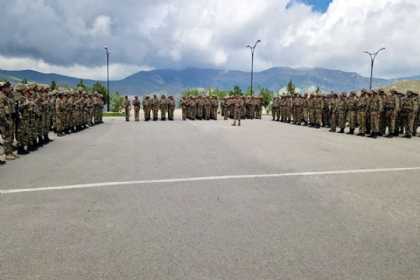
[1,113,420,280]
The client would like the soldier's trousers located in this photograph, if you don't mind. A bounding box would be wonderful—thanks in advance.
[224,109,229,120]
[379,112,386,135]
[204,107,211,120]
[330,112,337,131]
[348,111,357,130]
[338,112,346,130]
[358,112,367,134]
[384,110,397,134]
[125,108,130,121]
[370,112,380,134]
[134,109,140,121]
[400,112,415,136]
[160,109,167,120]
[272,108,278,120]
[153,109,159,120]
[233,109,241,124]
[2,121,14,155]
[182,108,187,120]
[144,109,151,121]
[314,109,322,126]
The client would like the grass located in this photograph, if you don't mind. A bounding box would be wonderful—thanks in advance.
[103,112,124,117]
[383,80,420,92]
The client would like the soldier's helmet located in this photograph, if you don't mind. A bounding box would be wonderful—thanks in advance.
[390,89,398,95]
[407,90,418,96]
[378,89,386,95]
[14,83,26,92]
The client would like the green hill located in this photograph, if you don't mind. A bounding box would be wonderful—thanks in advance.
[383,80,420,92]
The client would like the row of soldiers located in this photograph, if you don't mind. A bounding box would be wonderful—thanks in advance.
[123,95,176,121]
[222,96,263,121]
[180,96,219,120]
[0,81,104,165]
[272,89,419,138]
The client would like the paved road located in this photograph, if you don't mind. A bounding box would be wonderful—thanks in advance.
[1,115,420,280]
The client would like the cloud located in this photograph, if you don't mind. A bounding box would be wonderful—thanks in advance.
[0,0,419,80]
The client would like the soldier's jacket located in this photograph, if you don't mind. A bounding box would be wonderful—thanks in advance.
[168,98,176,110]
[369,95,383,112]
[0,91,8,125]
[383,95,399,111]
[357,95,369,111]
[143,98,150,110]
[160,98,168,110]
[400,96,417,113]
[329,98,338,112]
[312,96,324,110]
[211,98,218,109]
[337,98,347,112]
[347,97,358,111]
[272,97,280,108]
[122,99,131,109]
[132,99,141,109]
[152,97,160,110]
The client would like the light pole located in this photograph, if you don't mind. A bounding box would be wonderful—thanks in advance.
[363,48,385,89]
[104,46,110,112]
[246,40,261,95]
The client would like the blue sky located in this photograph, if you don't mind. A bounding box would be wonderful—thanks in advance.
[287,0,332,12]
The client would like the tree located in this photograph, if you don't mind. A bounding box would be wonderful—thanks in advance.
[315,86,321,94]
[182,88,202,97]
[22,78,28,84]
[259,88,273,109]
[50,80,57,90]
[110,91,124,112]
[77,79,87,90]
[286,80,296,95]
[91,81,107,101]
[229,85,243,96]
[209,88,227,99]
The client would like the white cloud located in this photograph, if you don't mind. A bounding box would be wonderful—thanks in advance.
[0,0,419,79]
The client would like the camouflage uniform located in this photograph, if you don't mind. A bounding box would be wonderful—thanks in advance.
[337,94,347,133]
[357,90,369,136]
[347,92,358,134]
[211,96,218,120]
[143,96,151,121]
[272,96,280,121]
[383,90,400,137]
[160,95,168,120]
[329,94,338,132]
[400,91,418,138]
[368,91,383,138]
[167,96,176,121]
[132,97,141,121]
[232,96,244,126]
[123,96,131,121]
[152,95,160,121]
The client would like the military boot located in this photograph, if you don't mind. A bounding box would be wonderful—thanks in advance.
[368,133,377,139]
[17,146,27,155]
[0,160,5,165]
[347,129,354,135]
[339,128,345,133]
[6,154,17,160]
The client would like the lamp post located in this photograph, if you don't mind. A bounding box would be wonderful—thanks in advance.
[246,40,261,95]
[363,48,385,89]
[104,46,110,112]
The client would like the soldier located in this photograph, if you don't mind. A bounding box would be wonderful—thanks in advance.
[337,93,347,133]
[223,97,230,120]
[152,94,160,121]
[0,82,17,160]
[400,91,418,138]
[55,91,66,137]
[203,96,211,120]
[189,96,197,120]
[378,90,387,136]
[347,91,358,135]
[160,95,168,121]
[312,93,323,128]
[196,96,204,120]
[329,93,338,132]
[14,84,28,155]
[368,90,384,138]
[272,96,279,121]
[180,96,187,120]
[143,96,151,121]
[211,96,218,120]
[123,96,131,121]
[357,90,369,136]
[322,94,330,127]
[132,96,141,121]
[168,96,176,121]
[383,90,400,137]
[232,96,244,126]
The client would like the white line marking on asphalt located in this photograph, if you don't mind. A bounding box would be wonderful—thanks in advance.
[1,166,420,195]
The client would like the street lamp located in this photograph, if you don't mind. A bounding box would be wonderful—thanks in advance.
[246,40,261,96]
[363,48,385,89]
[104,46,110,112]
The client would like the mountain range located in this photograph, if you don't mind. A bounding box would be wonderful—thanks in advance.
[0,67,417,96]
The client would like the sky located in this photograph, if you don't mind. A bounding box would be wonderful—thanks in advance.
[0,0,419,81]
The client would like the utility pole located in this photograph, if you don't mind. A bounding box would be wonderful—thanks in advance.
[104,46,110,111]
[246,40,261,95]
[363,48,386,89]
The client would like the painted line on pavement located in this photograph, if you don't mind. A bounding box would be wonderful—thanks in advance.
[1,166,420,195]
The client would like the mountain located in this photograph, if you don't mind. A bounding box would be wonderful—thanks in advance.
[0,67,401,95]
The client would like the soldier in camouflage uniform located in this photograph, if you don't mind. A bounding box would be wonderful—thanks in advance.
[383,90,400,137]
[123,96,131,122]
[132,96,141,121]
[180,96,187,120]
[346,92,358,135]
[357,90,369,136]
[232,96,244,126]
[160,95,168,121]
[152,95,160,121]
[329,93,338,132]
[0,82,17,160]
[55,91,66,137]
[368,90,384,138]
[203,96,211,120]
[143,96,151,121]
[337,93,347,133]
[400,91,418,138]
[168,96,176,121]
[211,96,218,120]
[272,96,280,121]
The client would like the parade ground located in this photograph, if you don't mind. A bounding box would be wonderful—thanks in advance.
[1,115,420,280]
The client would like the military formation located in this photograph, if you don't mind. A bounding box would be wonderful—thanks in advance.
[272,89,420,138]
[123,95,177,121]
[180,95,220,121]
[0,81,104,165]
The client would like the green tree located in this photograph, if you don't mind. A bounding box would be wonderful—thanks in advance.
[315,86,321,94]
[22,78,28,84]
[110,91,124,112]
[286,80,296,95]
[92,81,107,101]
[229,85,243,96]
[259,88,273,109]
[77,79,87,90]
[209,88,227,99]
[182,88,202,97]
[50,80,57,90]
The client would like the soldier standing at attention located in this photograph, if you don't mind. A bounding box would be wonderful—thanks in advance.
[0,82,17,160]
[272,96,279,121]
[152,94,160,121]
[337,93,347,133]
[55,91,66,137]
[384,90,400,137]
[211,96,218,120]
[0,82,11,164]
[168,96,176,121]
[123,96,131,122]
[143,96,151,121]
[180,96,187,120]
[368,90,384,138]
[329,93,338,132]
[347,92,358,135]
[132,96,141,121]
[160,95,168,121]
[357,90,369,136]
[232,96,244,126]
